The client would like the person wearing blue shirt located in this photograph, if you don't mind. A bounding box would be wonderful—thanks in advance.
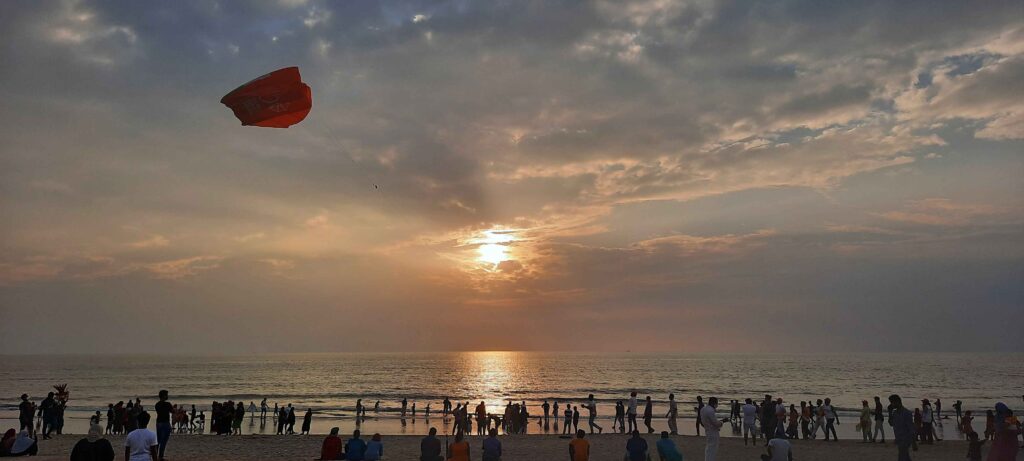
[888,395,917,461]
[656,431,683,461]
[344,430,367,461]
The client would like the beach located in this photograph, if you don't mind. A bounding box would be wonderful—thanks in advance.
[27,433,976,460]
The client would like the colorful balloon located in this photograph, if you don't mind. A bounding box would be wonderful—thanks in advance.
[220,66,312,128]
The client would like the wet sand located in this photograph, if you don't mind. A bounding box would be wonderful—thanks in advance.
[28,433,975,460]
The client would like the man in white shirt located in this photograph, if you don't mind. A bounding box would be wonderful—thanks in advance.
[763,437,793,461]
[627,392,638,433]
[741,398,759,445]
[700,397,725,461]
[125,411,158,461]
[665,393,678,435]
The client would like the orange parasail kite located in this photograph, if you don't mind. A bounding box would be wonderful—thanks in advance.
[220,66,312,128]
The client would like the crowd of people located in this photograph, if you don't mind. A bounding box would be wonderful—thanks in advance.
[5,389,1022,460]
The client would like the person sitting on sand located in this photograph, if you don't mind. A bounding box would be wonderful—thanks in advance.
[420,427,443,461]
[569,429,589,461]
[481,428,501,461]
[7,429,37,457]
[344,430,367,461]
[655,431,682,461]
[71,423,115,461]
[966,431,985,461]
[364,433,383,461]
[447,432,470,461]
[762,436,792,461]
[124,412,157,461]
[625,430,648,461]
[1,429,15,456]
[320,427,342,460]
[987,402,1020,461]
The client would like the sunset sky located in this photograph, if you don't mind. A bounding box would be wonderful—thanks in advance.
[1,0,1021,354]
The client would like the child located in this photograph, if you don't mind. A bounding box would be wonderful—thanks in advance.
[966,431,985,461]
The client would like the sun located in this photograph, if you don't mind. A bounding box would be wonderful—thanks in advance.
[478,243,508,266]
[472,229,517,267]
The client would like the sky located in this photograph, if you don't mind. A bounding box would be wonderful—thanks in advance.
[0,0,1022,354]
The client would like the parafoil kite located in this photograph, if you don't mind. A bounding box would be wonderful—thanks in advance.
[220,66,312,128]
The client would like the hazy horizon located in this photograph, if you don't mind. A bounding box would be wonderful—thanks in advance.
[1,0,1022,354]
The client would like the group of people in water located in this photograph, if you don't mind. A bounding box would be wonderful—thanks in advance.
[4,389,1022,460]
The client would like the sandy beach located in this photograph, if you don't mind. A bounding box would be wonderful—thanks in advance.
[27,433,977,460]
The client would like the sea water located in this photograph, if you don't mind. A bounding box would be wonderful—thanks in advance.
[1,352,1021,438]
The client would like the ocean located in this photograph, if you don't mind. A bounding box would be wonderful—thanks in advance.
[2,352,1021,438]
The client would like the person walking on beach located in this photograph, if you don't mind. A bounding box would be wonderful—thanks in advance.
[666,394,678,435]
[860,400,873,442]
[787,404,799,439]
[481,428,501,461]
[583,395,603,434]
[626,430,649,461]
[742,398,759,445]
[302,408,313,435]
[402,398,409,418]
[656,431,683,461]
[920,399,935,444]
[874,396,887,443]
[774,398,786,439]
[569,429,590,461]
[277,406,287,435]
[700,397,725,461]
[760,395,775,443]
[822,398,839,442]
[563,404,572,435]
[248,401,257,423]
[287,404,297,434]
[695,396,705,436]
[125,411,158,461]
[799,401,810,439]
[889,394,917,461]
[614,401,626,433]
[627,392,639,433]
[643,396,655,433]
[260,398,268,423]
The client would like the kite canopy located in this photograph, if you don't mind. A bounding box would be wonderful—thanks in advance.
[220,66,312,128]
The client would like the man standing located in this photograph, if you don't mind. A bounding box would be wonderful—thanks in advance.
[125,411,158,461]
[18,394,34,435]
[700,397,725,461]
[822,398,839,441]
[260,398,268,423]
[695,396,704,436]
[742,398,759,445]
[476,402,488,436]
[39,392,57,440]
[582,395,603,434]
[154,390,172,461]
[873,396,887,443]
[627,392,639,433]
[542,401,550,421]
[889,394,917,461]
[665,394,678,436]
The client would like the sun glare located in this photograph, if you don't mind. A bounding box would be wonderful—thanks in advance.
[478,243,508,265]
[472,229,517,267]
